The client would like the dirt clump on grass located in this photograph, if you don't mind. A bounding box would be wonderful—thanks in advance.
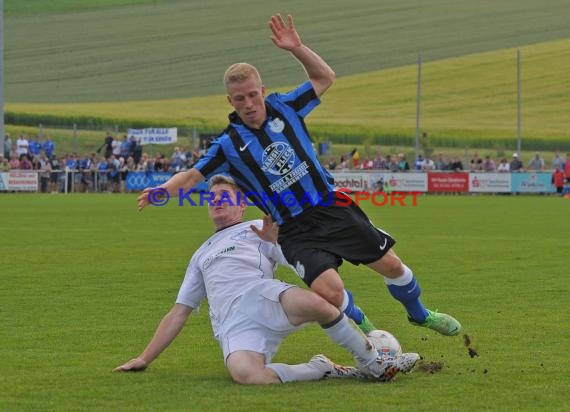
[417,361,444,374]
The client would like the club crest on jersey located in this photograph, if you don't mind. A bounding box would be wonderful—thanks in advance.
[268,117,285,133]
[261,142,296,176]
[230,229,249,241]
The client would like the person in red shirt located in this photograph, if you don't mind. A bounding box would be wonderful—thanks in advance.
[563,153,570,183]
[552,165,565,195]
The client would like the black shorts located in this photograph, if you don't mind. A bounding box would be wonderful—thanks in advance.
[278,193,396,286]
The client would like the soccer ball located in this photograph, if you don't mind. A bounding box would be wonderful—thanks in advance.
[367,329,402,358]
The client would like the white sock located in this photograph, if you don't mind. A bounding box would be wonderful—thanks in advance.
[266,362,325,383]
[322,314,377,366]
[384,264,414,286]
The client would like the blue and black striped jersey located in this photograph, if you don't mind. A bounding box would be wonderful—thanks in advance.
[194,81,335,225]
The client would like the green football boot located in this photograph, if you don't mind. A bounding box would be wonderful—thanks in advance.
[409,309,461,336]
[357,314,377,335]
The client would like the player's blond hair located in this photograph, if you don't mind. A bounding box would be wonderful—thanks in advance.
[223,63,262,92]
[208,174,239,193]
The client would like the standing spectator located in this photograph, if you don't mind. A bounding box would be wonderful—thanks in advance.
[397,154,410,172]
[414,154,423,171]
[97,157,109,192]
[39,154,51,193]
[551,151,564,170]
[527,152,544,171]
[118,157,129,193]
[563,152,570,183]
[120,135,131,159]
[497,158,510,173]
[137,153,149,171]
[510,153,523,172]
[124,157,137,192]
[470,152,483,171]
[146,157,156,172]
[31,154,41,170]
[339,154,348,170]
[435,153,447,171]
[78,154,93,192]
[171,147,187,172]
[97,132,114,159]
[327,156,337,170]
[108,155,121,192]
[65,154,78,193]
[372,151,386,170]
[552,166,565,195]
[449,157,464,172]
[28,137,42,160]
[361,156,373,170]
[42,136,56,160]
[386,154,398,173]
[16,134,29,158]
[421,156,435,171]
[4,134,12,159]
[482,155,496,172]
[132,137,143,166]
[49,156,61,193]
[153,153,165,172]
[112,137,121,159]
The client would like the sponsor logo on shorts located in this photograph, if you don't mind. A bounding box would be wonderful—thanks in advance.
[295,261,305,280]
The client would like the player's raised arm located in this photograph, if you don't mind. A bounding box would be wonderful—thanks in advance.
[137,168,205,211]
[268,14,335,98]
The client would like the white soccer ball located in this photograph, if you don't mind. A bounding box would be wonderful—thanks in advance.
[367,329,402,358]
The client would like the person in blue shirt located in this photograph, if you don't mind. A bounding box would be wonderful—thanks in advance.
[42,136,56,160]
[97,157,109,192]
[29,138,42,159]
[120,136,132,159]
[138,14,460,337]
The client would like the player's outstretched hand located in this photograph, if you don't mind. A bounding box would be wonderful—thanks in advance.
[269,14,302,51]
[114,358,148,372]
[251,215,278,244]
[137,187,154,211]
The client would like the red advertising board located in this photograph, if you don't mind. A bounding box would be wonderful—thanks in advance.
[427,173,468,193]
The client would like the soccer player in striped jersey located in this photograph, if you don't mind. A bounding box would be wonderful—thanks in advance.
[119,175,419,383]
[137,14,461,337]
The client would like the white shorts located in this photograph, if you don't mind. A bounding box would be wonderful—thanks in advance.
[219,280,300,364]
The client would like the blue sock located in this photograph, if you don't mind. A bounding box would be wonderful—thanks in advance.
[386,275,429,323]
[342,289,365,325]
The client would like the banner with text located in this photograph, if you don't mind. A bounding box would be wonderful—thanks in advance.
[331,172,379,191]
[125,172,174,191]
[427,173,469,193]
[511,172,555,193]
[330,171,427,192]
[468,173,511,193]
[128,128,178,145]
[0,172,38,191]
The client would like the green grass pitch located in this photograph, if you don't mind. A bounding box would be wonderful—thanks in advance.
[1,194,568,411]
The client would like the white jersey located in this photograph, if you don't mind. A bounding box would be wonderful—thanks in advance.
[176,220,288,337]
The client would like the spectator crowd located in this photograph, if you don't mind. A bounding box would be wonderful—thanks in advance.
[1,132,206,193]
[2,132,569,194]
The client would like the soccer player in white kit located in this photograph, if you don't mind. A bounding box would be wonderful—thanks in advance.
[115,175,419,384]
